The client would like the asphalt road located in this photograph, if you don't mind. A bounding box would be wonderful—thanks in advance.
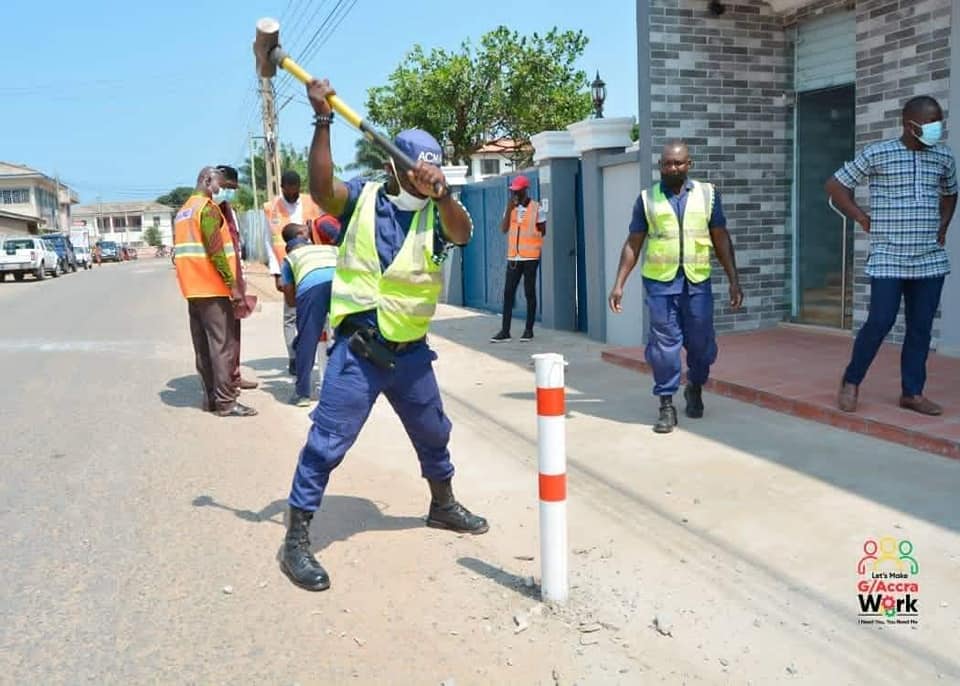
[2,257,959,685]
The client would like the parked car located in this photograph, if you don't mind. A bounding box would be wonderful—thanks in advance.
[0,236,63,281]
[42,233,78,272]
[74,246,93,269]
[98,241,122,263]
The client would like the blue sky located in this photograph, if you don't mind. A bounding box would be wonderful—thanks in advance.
[3,0,637,203]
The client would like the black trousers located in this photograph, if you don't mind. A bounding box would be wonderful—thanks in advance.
[188,297,238,411]
[501,259,539,334]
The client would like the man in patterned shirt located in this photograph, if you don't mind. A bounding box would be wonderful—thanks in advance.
[827,96,958,415]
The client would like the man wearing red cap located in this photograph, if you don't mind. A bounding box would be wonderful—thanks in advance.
[491,175,547,342]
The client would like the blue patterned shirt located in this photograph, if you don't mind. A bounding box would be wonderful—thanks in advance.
[834,138,958,279]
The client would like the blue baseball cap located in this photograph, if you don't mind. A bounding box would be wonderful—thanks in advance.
[394,129,443,167]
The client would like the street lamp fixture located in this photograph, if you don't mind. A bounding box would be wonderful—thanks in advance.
[591,71,607,119]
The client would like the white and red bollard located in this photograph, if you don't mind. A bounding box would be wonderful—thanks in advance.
[533,353,568,604]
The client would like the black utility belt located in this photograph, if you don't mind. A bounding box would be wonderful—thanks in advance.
[339,320,425,371]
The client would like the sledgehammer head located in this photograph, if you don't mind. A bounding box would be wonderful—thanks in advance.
[253,17,283,78]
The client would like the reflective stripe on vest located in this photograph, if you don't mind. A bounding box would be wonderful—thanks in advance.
[285,244,338,285]
[329,182,442,342]
[507,200,543,259]
[173,195,235,298]
[640,180,713,283]
[264,195,322,266]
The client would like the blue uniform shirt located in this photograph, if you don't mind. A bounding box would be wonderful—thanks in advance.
[629,179,727,296]
[280,257,335,299]
[334,177,464,328]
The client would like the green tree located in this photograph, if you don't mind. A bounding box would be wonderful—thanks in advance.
[365,26,593,169]
[345,137,388,174]
[156,186,193,208]
[143,225,162,247]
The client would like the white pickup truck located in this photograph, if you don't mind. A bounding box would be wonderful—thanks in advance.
[0,236,63,281]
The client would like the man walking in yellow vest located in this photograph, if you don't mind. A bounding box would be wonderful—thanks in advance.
[173,167,257,418]
[263,170,323,375]
[608,141,742,433]
[278,78,488,592]
[491,175,547,342]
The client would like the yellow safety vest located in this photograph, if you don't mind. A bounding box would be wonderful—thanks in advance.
[329,183,442,342]
[285,244,338,286]
[640,180,714,283]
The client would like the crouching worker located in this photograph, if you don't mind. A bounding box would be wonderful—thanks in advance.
[281,222,338,406]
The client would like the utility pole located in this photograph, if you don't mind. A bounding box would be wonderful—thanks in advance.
[258,77,281,200]
[54,174,61,231]
[248,133,260,213]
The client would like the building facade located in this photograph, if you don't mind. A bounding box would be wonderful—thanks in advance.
[0,162,78,235]
[636,0,957,347]
[468,139,527,181]
[71,201,175,248]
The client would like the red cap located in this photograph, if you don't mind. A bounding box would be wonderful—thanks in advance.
[508,176,530,191]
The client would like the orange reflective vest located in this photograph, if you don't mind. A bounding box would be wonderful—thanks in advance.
[506,200,543,259]
[263,195,322,266]
[173,195,235,299]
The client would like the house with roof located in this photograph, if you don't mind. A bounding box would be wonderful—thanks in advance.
[0,161,78,236]
[72,200,175,248]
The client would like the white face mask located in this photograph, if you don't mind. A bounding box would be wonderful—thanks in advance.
[387,160,429,211]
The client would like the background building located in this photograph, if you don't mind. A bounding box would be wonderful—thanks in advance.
[0,161,78,236]
[72,201,175,248]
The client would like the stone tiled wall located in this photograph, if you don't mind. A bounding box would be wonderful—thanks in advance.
[648,0,794,332]
[849,0,952,345]
[646,0,953,344]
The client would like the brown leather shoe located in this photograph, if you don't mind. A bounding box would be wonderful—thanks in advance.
[899,395,942,416]
[838,380,859,412]
[239,377,259,390]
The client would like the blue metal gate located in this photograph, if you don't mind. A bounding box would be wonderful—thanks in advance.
[460,171,541,320]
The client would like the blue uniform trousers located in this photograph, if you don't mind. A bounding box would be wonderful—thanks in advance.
[288,334,455,511]
[292,281,333,398]
[645,286,718,396]
[843,276,944,396]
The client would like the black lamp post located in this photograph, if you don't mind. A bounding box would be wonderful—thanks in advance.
[591,71,607,119]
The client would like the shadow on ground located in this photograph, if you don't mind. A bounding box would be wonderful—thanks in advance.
[429,311,960,536]
[457,556,540,601]
[159,374,204,410]
[192,493,424,552]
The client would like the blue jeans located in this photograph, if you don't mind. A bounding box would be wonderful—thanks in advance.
[292,282,332,398]
[288,336,455,511]
[645,287,718,396]
[843,276,945,397]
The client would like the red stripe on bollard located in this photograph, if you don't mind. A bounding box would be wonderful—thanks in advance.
[539,473,566,502]
[537,387,565,416]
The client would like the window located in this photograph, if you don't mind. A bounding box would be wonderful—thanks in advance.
[128,216,142,231]
[97,216,111,231]
[113,216,127,229]
[152,216,161,228]
[480,158,501,175]
[0,188,30,204]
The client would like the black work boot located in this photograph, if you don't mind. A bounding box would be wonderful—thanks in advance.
[684,383,705,419]
[279,507,330,591]
[654,396,678,434]
[426,479,489,534]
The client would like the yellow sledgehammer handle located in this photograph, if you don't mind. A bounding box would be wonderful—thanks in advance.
[271,50,437,188]
[277,55,363,130]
